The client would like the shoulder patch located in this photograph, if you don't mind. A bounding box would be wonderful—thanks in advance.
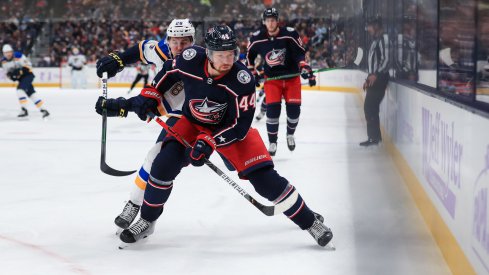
[182,48,197,60]
[252,30,261,36]
[237,70,251,84]
[286,27,295,32]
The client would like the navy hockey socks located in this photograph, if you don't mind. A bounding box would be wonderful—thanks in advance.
[286,103,301,136]
[266,103,281,143]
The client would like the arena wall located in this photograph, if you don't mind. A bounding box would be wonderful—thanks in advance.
[378,80,487,275]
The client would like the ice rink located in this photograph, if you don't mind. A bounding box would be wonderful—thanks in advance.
[0,87,452,275]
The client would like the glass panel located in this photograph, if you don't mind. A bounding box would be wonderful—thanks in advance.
[417,0,438,87]
[438,0,476,99]
[476,1,489,104]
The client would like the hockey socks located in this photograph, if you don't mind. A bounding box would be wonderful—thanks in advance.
[248,167,315,230]
[286,103,300,136]
[141,176,173,222]
[266,103,281,143]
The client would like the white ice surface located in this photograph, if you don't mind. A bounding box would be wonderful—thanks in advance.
[0,88,451,275]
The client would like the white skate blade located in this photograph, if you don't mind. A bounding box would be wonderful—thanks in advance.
[324,242,336,251]
[115,228,123,236]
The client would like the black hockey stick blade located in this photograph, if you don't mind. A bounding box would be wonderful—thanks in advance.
[99,73,136,177]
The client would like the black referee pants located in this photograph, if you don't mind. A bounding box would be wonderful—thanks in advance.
[364,73,389,141]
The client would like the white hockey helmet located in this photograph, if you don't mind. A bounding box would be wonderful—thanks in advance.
[166,19,195,43]
[2,44,13,53]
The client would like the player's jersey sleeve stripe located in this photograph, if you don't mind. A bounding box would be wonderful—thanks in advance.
[139,41,148,63]
[246,38,268,51]
[155,44,169,61]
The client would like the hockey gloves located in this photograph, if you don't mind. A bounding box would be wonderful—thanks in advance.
[7,68,24,81]
[300,64,317,87]
[95,97,129,117]
[96,52,125,78]
[188,133,216,167]
[129,87,167,121]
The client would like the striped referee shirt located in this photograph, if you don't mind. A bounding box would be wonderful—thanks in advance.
[368,33,390,75]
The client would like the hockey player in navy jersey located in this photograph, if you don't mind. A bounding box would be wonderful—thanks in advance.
[1,44,50,118]
[95,19,195,232]
[96,24,333,248]
[247,8,316,156]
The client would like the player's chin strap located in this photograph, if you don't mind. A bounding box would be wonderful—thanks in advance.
[154,117,282,217]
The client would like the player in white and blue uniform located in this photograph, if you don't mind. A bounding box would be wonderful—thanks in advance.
[1,44,50,118]
[95,19,195,231]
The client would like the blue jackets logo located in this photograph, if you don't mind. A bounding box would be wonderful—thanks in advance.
[189,97,228,124]
[265,48,286,67]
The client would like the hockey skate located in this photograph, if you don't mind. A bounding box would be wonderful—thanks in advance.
[255,110,266,121]
[286,135,296,151]
[119,217,155,249]
[359,139,381,147]
[307,217,334,249]
[115,200,141,234]
[40,109,50,119]
[312,211,324,223]
[17,107,28,118]
[268,142,277,156]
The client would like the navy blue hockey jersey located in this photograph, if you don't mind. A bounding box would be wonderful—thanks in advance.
[152,46,256,147]
[246,27,306,78]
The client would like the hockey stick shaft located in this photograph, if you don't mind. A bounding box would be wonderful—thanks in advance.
[154,117,275,216]
[264,67,339,82]
[100,73,137,177]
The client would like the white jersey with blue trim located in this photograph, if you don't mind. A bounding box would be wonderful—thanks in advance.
[138,39,172,72]
[138,38,184,117]
[1,52,33,75]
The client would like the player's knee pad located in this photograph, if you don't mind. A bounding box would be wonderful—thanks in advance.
[16,89,28,103]
[145,177,173,206]
[266,103,281,119]
[247,167,288,202]
[285,103,300,119]
[150,141,187,182]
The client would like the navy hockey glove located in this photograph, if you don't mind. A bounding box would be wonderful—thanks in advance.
[188,133,216,167]
[300,63,316,87]
[300,64,314,80]
[95,96,129,117]
[8,68,24,81]
[96,52,125,78]
[128,87,167,121]
[308,75,317,87]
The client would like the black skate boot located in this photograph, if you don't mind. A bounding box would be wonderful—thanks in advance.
[307,218,333,247]
[18,107,28,118]
[286,135,296,151]
[268,142,277,156]
[119,217,155,248]
[115,200,141,230]
[312,211,324,223]
[359,139,380,147]
[40,109,50,119]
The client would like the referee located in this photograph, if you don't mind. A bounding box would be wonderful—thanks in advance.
[361,16,390,147]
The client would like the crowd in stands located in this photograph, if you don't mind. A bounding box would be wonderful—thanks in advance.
[0,0,357,70]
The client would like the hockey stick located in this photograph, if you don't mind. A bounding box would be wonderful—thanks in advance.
[264,67,339,82]
[154,117,277,216]
[100,72,137,177]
